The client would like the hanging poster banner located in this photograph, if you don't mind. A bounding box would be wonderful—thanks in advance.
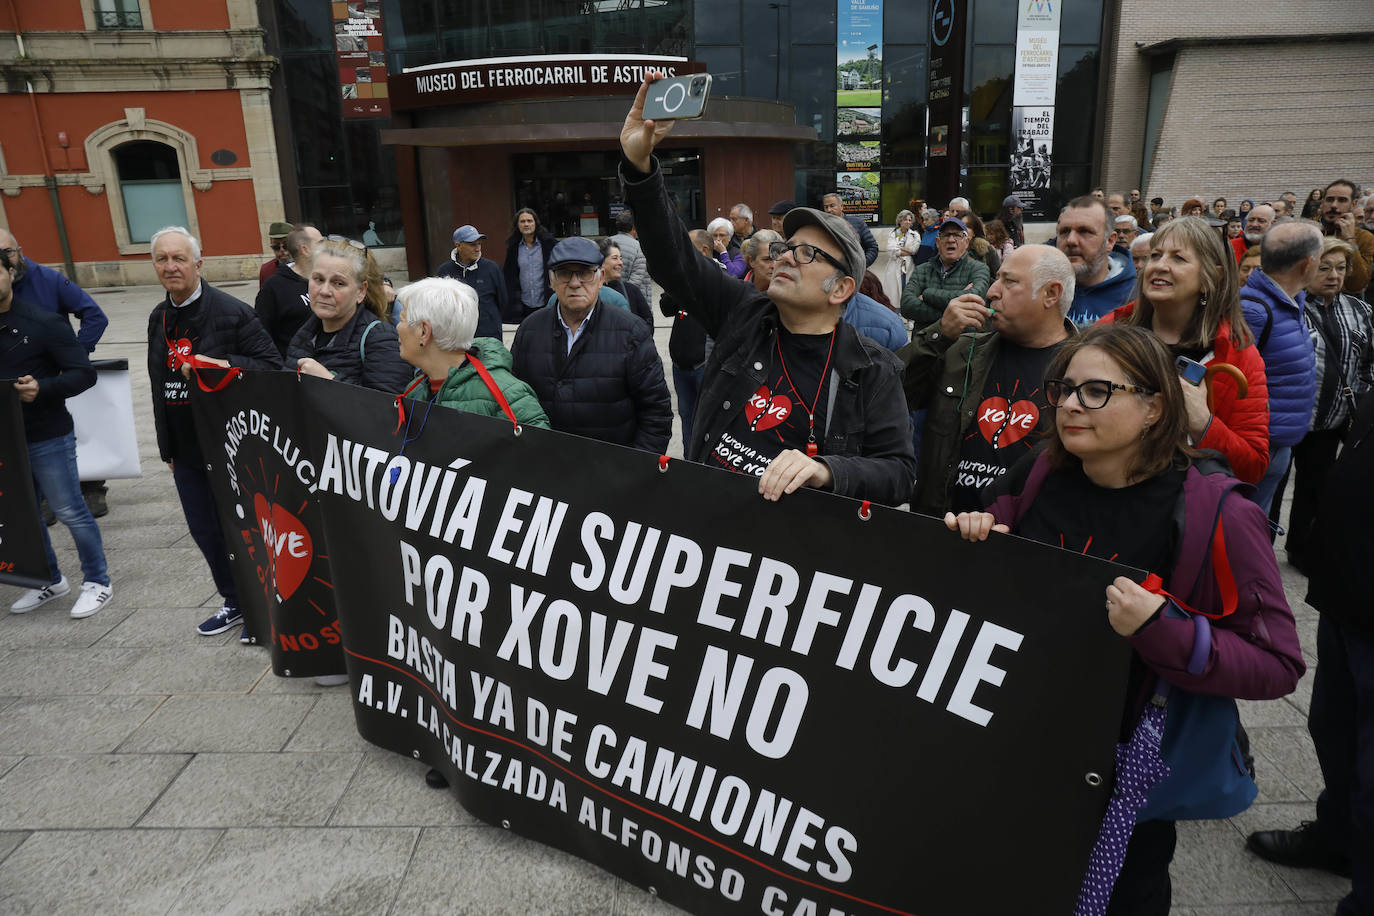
[282,373,1135,916]
[1008,0,1061,217]
[191,372,346,677]
[836,0,883,223]
[926,0,968,206]
[334,0,390,118]
[1009,105,1055,216]
[0,388,52,589]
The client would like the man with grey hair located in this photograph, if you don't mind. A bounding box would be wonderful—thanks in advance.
[1240,220,1322,516]
[900,244,1076,514]
[146,226,281,638]
[1056,194,1135,325]
[1114,213,1139,246]
[1244,203,1276,249]
[727,203,754,256]
[821,192,879,266]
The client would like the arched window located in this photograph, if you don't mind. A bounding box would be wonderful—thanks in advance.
[112,141,188,244]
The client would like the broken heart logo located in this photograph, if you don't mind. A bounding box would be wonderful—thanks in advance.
[745,385,793,432]
[167,338,192,370]
[253,492,313,600]
[976,396,1040,448]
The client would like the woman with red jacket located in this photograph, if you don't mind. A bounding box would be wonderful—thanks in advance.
[1099,217,1269,484]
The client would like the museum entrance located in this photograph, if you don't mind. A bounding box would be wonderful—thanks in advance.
[511,148,704,237]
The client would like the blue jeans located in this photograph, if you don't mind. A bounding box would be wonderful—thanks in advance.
[1309,616,1374,915]
[29,431,108,586]
[172,459,238,606]
[672,364,704,456]
[1250,444,1291,516]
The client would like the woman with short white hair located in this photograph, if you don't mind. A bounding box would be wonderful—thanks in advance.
[395,277,548,428]
[707,216,747,278]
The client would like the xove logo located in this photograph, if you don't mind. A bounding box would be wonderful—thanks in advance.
[932,0,956,46]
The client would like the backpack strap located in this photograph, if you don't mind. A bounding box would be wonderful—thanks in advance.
[1256,298,1274,352]
[1158,469,1243,620]
[359,317,378,363]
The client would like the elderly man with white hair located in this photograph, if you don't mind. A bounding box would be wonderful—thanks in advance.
[900,244,1078,514]
[395,277,548,429]
[707,216,747,277]
[1115,213,1140,246]
[145,226,281,639]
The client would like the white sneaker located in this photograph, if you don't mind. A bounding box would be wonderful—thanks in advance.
[11,576,70,613]
[70,582,113,619]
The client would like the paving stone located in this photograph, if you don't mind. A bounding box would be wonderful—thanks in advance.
[102,646,270,695]
[95,605,237,648]
[1295,616,1320,662]
[0,757,19,779]
[1229,803,1353,904]
[0,828,221,916]
[285,691,372,752]
[140,752,363,828]
[100,523,195,550]
[330,749,480,827]
[249,668,343,694]
[0,695,163,753]
[389,826,620,915]
[1249,726,1326,802]
[0,831,27,864]
[0,754,190,829]
[1169,818,1296,908]
[0,647,145,696]
[1238,696,1308,728]
[104,547,223,609]
[118,694,315,753]
[1172,905,1335,916]
[1287,669,1315,716]
[0,602,136,649]
[168,826,418,916]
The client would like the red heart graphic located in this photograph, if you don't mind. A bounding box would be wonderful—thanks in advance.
[976,397,1040,448]
[167,338,192,370]
[253,493,313,600]
[743,385,793,432]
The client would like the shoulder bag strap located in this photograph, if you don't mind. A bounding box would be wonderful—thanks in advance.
[466,353,521,433]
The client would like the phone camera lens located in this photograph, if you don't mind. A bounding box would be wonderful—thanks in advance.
[690,77,705,95]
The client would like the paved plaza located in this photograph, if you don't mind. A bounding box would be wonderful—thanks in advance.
[0,281,1352,914]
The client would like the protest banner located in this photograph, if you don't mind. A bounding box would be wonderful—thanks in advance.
[285,373,1136,916]
[0,387,52,588]
[191,372,344,676]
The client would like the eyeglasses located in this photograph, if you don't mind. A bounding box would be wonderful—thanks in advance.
[0,246,19,262]
[767,241,845,272]
[1044,378,1158,409]
[326,235,367,251]
[551,266,599,284]
[270,242,287,251]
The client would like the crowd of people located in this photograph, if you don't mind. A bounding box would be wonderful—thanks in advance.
[1,72,1370,916]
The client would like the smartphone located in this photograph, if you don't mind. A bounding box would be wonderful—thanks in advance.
[1176,355,1206,386]
[643,74,712,121]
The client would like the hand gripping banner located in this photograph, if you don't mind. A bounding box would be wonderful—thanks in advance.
[271,372,1138,916]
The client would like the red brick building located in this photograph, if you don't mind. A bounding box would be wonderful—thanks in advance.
[0,0,282,286]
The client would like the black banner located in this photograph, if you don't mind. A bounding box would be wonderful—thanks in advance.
[0,386,52,588]
[191,373,344,677]
[281,374,1137,916]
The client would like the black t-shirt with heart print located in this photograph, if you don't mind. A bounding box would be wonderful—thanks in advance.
[157,300,205,462]
[709,327,834,478]
[949,338,1064,511]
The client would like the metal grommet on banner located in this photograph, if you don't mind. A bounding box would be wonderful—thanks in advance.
[658,455,670,473]
[228,553,235,561]
[501,819,511,830]
[205,463,213,471]
[1085,772,1103,787]
[282,669,291,677]
[857,500,872,521]
[648,887,659,897]
[411,750,421,759]
[513,424,523,437]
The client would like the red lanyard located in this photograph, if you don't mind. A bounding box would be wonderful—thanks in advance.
[775,328,836,456]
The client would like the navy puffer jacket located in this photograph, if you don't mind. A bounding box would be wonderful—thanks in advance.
[287,305,414,394]
[1240,270,1316,448]
[509,299,672,452]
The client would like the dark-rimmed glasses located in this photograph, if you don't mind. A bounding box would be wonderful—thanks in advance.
[768,241,845,272]
[551,266,599,284]
[1044,378,1158,409]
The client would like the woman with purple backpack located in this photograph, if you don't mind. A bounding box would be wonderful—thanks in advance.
[945,324,1304,915]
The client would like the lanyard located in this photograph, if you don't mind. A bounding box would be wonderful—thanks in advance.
[774,328,836,456]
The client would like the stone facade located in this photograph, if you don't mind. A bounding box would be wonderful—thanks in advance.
[1100,2,1374,208]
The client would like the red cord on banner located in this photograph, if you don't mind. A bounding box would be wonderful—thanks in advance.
[857,500,871,520]
[393,399,405,435]
[658,455,670,473]
[188,358,241,393]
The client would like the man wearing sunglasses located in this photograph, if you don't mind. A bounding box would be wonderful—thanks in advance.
[510,237,671,453]
[618,76,915,506]
[258,221,294,286]
[901,244,1077,515]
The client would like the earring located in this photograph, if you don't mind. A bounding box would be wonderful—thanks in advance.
[1141,423,1151,439]
[1199,293,1208,309]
